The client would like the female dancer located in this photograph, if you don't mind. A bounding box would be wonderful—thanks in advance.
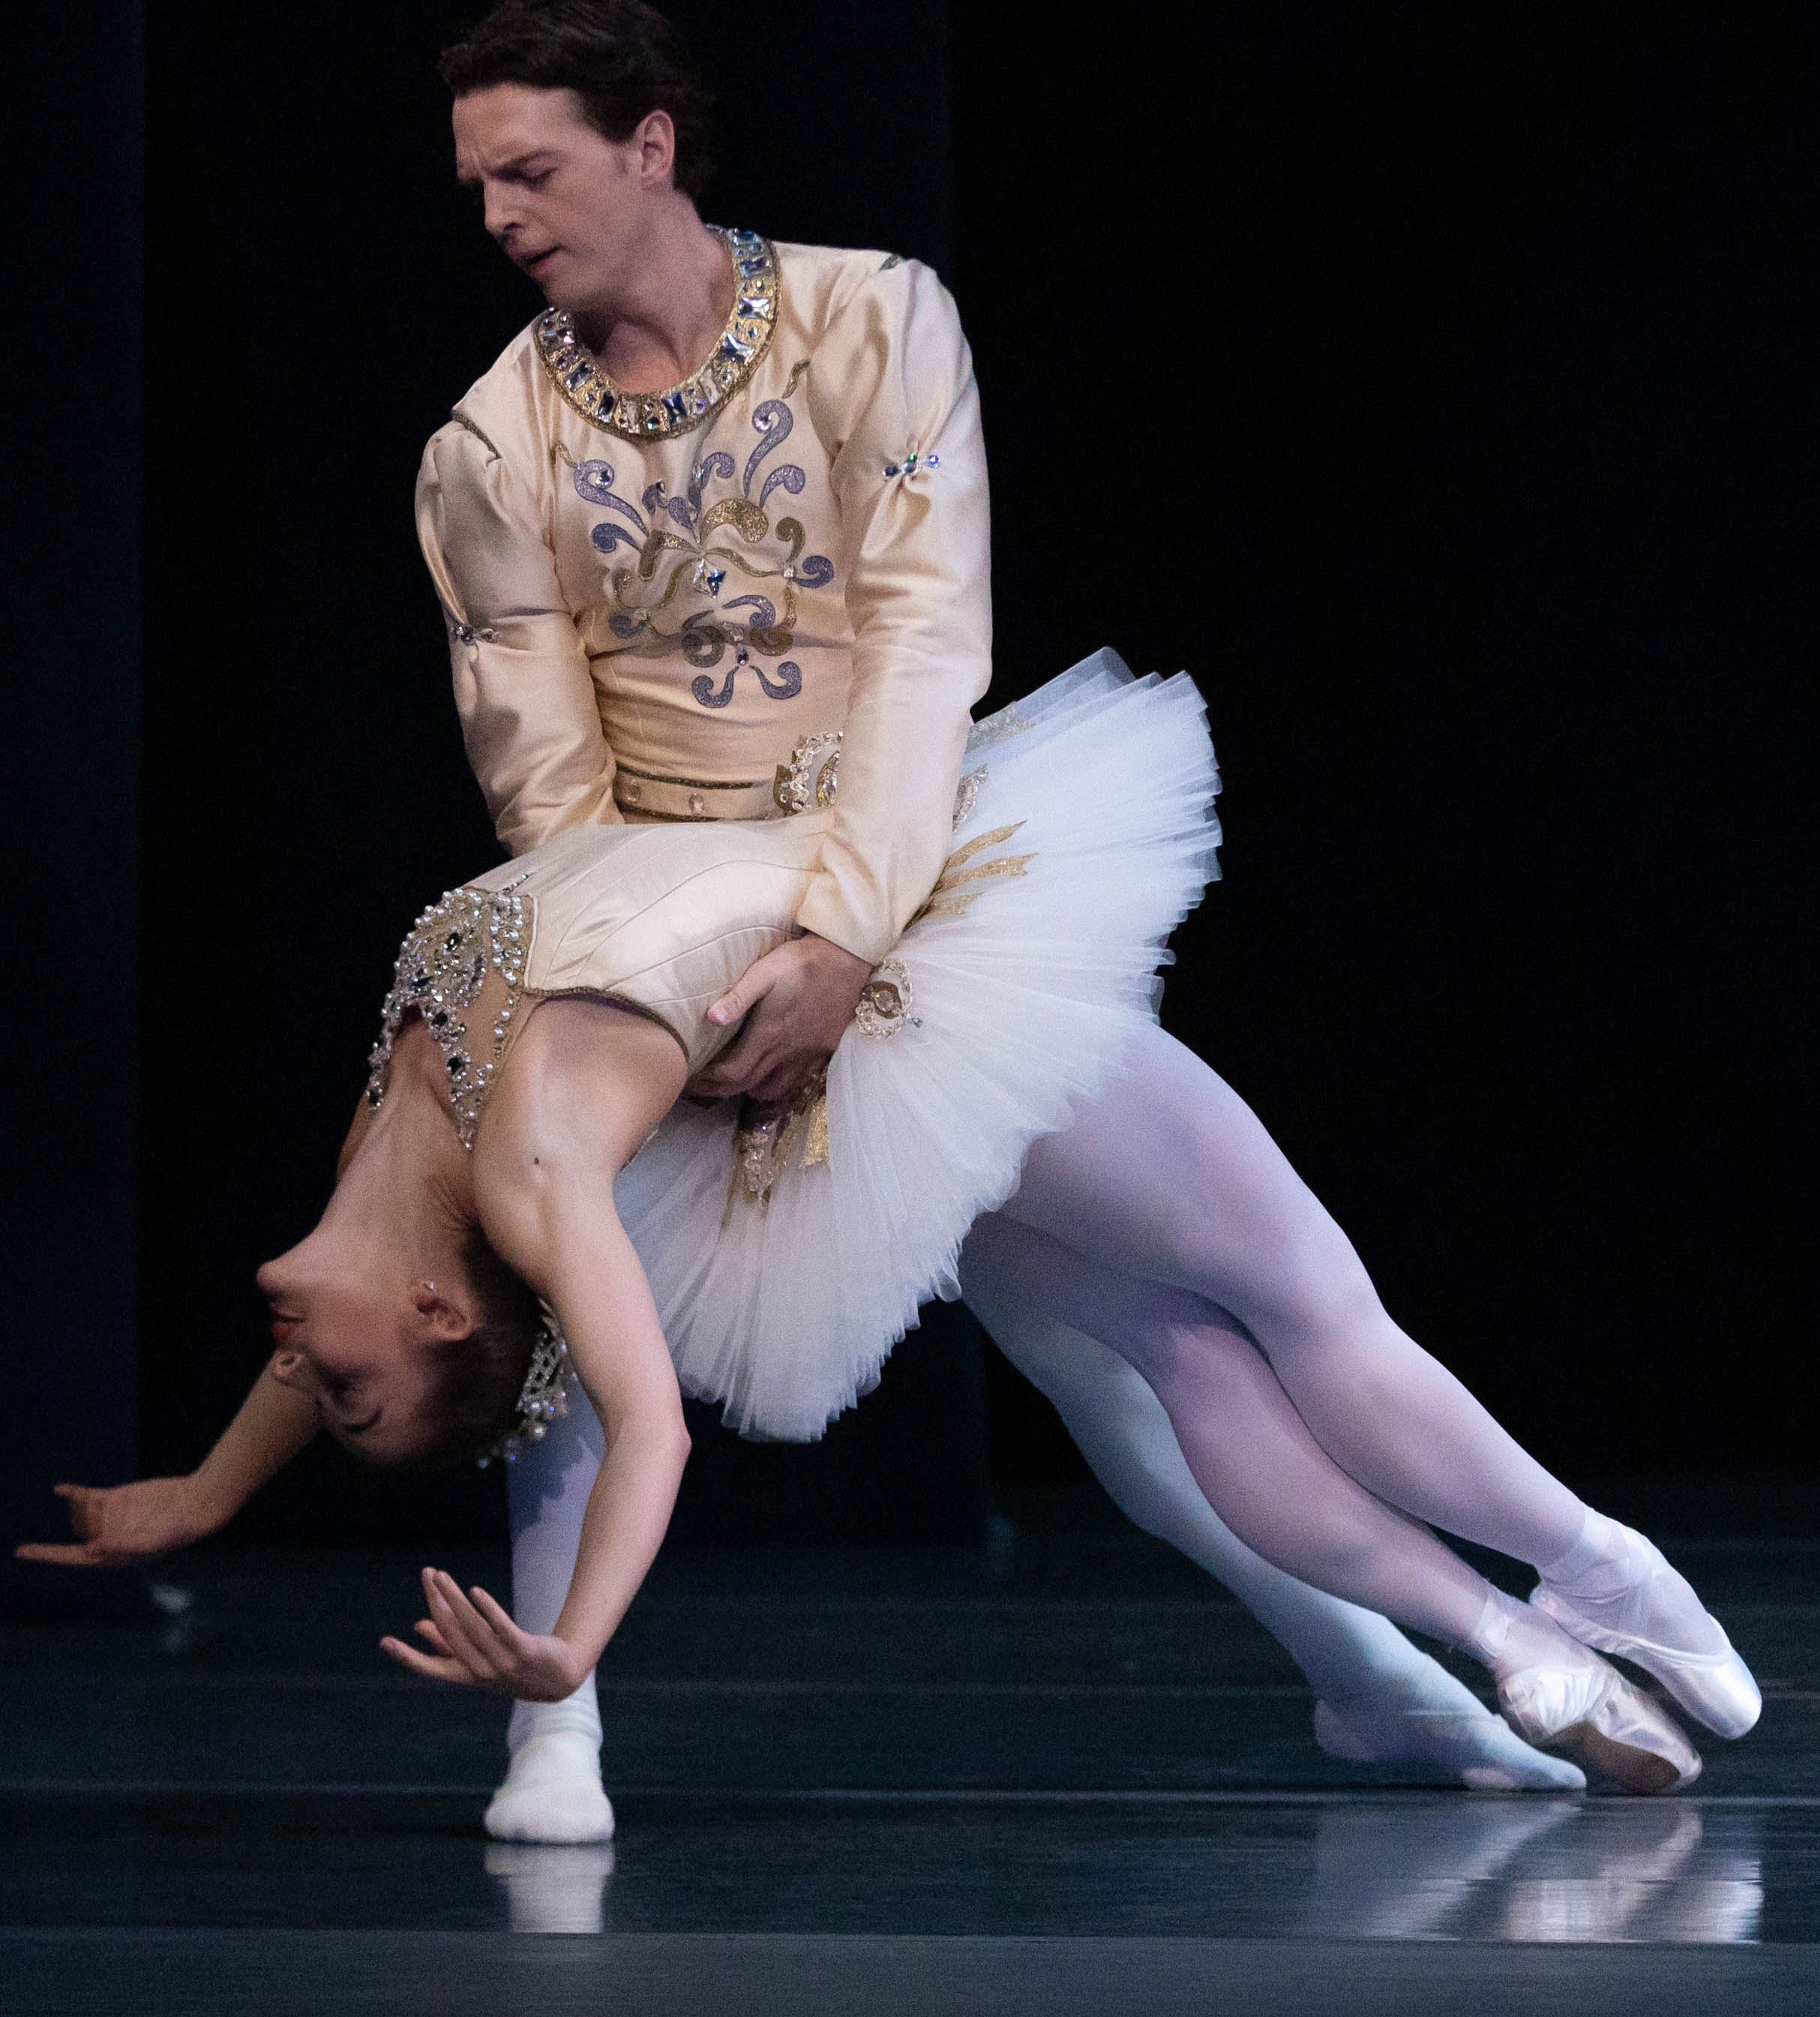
[19,706,1750,1823]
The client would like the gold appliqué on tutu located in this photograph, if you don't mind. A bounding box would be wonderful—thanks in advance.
[854,957,915,1040]
[727,1070,830,1213]
[910,824,1036,926]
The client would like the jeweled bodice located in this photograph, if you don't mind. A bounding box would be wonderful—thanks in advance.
[364,879,532,1150]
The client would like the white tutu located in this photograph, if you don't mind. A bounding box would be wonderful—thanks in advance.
[613,650,1222,1439]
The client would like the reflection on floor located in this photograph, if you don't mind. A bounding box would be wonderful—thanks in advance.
[3,1519,1818,2013]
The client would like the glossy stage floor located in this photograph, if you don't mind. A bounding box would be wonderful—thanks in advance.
[4,1502,1818,2015]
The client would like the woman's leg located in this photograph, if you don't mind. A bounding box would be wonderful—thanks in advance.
[486,1391,615,1843]
[966,1213,1495,1642]
[958,1236,1585,1788]
[1002,1024,1758,1748]
[1003,1025,1591,1567]
[960,1211,1703,1790]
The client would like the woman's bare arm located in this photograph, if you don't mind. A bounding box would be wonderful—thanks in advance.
[16,1360,320,1568]
[381,1000,691,1698]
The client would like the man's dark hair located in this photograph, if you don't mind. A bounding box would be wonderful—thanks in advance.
[439,0,715,200]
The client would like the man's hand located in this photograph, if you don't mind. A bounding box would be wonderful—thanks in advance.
[380,1568,592,1700]
[14,1477,217,1569]
[687,933,873,1105]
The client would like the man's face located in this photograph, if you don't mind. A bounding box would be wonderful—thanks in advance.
[453,84,663,317]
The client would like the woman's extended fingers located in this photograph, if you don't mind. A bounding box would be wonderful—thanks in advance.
[379,1635,472,1685]
[52,1485,99,1540]
[423,1568,503,1681]
[466,1583,529,1649]
[13,1541,103,1567]
[427,1570,531,1682]
[437,1574,523,1667]
[412,1617,455,1655]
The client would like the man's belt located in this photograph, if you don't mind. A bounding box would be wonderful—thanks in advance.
[612,766,780,823]
[612,734,842,824]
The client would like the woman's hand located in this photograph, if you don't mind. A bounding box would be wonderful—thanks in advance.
[686,933,872,1105]
[14,1477,217,1568]
[379,1567,591,1701]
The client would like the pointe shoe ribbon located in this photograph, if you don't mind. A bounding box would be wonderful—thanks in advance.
[1497,1654,1702,1796]
[1531,1578,1762,1740]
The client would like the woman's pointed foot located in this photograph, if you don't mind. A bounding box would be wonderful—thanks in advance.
[1467,1586,1702,1795]
[1496,1640,1703,1795]
[484,1728,616,1844]
[1314,1698,1587,1791]
[1533,1523,1761,1739]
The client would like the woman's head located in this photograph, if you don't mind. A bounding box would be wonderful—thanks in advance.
[260,1223,543,1471]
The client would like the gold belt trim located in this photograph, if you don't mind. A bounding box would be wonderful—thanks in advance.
[613,769,781,823]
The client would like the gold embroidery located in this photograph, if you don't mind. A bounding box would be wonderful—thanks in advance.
[944,822,1026,869]
[453,413,502,458]
[534,228,778,441]
[907,823,1036,927]
[915,857,1035,921]
[854,957,915,1040]
[549,440,577,470]
[803,1097,830,1168]
[774,730,842,813]
[783,358,812,396]
[727,1070,829,1211]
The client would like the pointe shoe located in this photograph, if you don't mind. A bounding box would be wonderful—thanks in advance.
[1314,1700,1587,1792]
[484,1729,616,1844]
[1532,1531,1762,1739]
[1497,1649,1702,1796]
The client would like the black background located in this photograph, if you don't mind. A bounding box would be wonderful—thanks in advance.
[16,2,1815,1569]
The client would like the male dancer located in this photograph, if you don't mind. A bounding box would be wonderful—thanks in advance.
[421,2,1606,1841]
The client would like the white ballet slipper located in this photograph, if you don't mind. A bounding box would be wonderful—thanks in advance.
[1497,1650,1702,1796]
[1532,1529,1762,1739]
[484,1729,616,1844]
[1314,1699,1588,1792]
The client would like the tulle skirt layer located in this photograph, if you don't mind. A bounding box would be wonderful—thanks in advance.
[613,648,1222,1440]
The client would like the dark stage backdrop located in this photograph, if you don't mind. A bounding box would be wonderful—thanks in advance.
[955,5,1816,1496]
[3,3,145,1619]
[125,5,1813,1556]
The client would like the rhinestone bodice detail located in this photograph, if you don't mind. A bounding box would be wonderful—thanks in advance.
[364,880,532,1151]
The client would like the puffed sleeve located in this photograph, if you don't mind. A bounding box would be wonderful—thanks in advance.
[797,260,993,963]
[416,414,620,854]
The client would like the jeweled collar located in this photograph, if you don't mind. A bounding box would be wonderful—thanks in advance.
[532,227,779,443]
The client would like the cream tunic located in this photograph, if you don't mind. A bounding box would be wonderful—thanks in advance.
[416,230,992,966]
